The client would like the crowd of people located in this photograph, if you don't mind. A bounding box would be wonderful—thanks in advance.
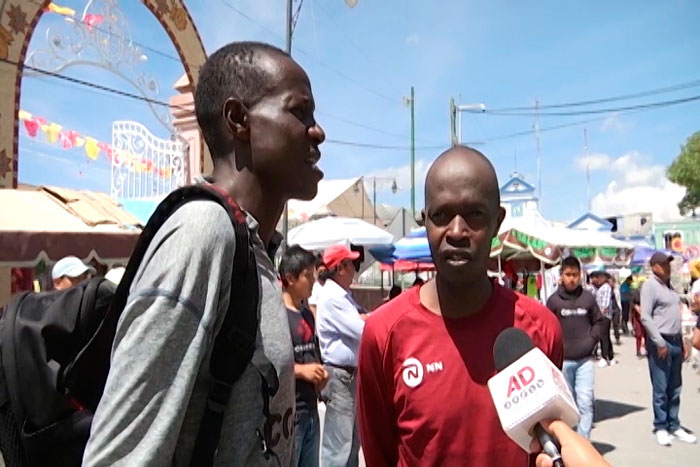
[3,40,699,467]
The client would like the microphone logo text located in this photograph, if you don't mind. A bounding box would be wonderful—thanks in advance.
[503,366,545,409]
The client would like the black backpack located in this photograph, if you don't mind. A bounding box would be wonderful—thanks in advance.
[0,184,279,466]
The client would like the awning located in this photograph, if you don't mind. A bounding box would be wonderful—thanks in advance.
[0,187,142,266]
[287,216,393,250]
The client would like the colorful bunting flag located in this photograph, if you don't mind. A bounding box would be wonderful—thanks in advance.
[47,3,76,17]
[18,109,170,179]
[83,137,100,160]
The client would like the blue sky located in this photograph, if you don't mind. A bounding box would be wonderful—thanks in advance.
[18,0,700,222]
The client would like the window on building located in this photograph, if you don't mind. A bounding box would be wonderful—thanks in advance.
[663,231,683,251]
[512,202,523,217]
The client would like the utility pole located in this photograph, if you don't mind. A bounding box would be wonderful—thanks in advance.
[534,98,542,203]
[450,100,486,146]
[584,128,591,212]
[281,0,294,251]
[403,87,416,218]
[410,86,415,218]
[372,177,377,225]
[449,98,457,146]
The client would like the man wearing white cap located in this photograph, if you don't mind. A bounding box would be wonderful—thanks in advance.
[52,256,96,291]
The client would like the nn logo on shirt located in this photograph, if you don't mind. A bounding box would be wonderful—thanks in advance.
[402,357,444,388]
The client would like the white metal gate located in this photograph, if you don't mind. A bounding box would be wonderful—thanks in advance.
[111,121,185,199]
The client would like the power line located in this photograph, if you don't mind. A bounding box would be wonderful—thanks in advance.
[317,110,411,140]
[325,139,459,150]
[26,0,195,69]
[220,0,396,104]
[4,57,435,151]
[312,0,372,63]
[465,78,700,113]
[481,113,632,142]
[469,94,700,117]
[2,57,190,111]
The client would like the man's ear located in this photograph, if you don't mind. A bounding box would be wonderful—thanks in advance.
[494,206,506,237]
[421,209,427,224]
[223,98,250,141]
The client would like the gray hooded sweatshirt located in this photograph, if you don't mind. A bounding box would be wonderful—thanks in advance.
[83,200,295,466]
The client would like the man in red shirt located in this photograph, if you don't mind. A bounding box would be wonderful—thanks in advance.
[357,146,563,466]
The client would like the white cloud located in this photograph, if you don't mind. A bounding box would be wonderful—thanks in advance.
[405,34,420,46]
[591,180,685,221]
[574,152,610,171]
[600,113,629,132]
[585,151,686,221]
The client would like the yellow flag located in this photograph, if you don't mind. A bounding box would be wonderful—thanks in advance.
[84,137,100,160]
[48,3,76,17]
[45,122,62,144]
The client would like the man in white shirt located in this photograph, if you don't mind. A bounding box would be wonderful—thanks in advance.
[307,255,327,316]
[316,244,367,467]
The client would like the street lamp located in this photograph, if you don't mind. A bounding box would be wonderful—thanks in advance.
[449,100,486,146]
[354,176,398,225]
[282,0,359,251]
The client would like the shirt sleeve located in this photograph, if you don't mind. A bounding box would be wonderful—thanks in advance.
[357,316,399,467]
[83,202,235,466]
[549,321,564,369]
[596,285,611,312]
[325,296,365,341]
[589,300,604,340]
[640,281,665,348]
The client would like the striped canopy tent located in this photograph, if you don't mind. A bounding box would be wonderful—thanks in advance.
[492,219,635,267]
[372,223,634,268]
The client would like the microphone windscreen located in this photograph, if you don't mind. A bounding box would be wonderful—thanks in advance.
[493,327,536,372]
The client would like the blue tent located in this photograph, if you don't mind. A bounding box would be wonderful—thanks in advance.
[370,227,432,264]
[631,246,679,267]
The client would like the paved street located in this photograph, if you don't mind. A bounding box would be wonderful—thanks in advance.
[590,335,700,466]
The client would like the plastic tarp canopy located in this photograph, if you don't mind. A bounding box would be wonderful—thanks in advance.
[287,216,393,251]
[492,218,635,266]
[0,187,142,266]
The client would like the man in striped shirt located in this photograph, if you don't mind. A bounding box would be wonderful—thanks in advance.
[590,271,617,367]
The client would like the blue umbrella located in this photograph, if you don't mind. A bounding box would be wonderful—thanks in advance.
[370,227,432,263]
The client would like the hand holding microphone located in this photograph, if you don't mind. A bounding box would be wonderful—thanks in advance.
[532,420,610,467]
[488,328,607,467]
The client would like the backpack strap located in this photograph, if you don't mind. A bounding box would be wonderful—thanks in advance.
[188,184,279,466]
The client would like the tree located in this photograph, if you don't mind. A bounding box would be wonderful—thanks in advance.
[667,131,700,215]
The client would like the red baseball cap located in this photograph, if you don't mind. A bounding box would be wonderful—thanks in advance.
[323,244,360,270]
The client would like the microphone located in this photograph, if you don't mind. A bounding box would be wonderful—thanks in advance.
[488,328,580,466]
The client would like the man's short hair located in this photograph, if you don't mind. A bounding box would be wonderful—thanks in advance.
[195,41,289,158]
[560,256,581,273]
[279,245,317,286]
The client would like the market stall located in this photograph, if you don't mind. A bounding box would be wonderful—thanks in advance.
[0,187,142,267]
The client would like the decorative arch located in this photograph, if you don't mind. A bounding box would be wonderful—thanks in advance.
[0,0,207,189]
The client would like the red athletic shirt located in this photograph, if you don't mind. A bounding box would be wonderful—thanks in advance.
[357,283,563,467]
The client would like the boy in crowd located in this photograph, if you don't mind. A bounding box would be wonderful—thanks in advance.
[280,246,328,467]
[547,256,604,439]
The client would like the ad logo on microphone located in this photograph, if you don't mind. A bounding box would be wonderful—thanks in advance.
[402,357,424,388]
[507,366,535,397]
[503,365,545,410]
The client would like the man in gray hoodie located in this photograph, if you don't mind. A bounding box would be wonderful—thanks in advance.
[83,41,326,466]
[547,256,603,439]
